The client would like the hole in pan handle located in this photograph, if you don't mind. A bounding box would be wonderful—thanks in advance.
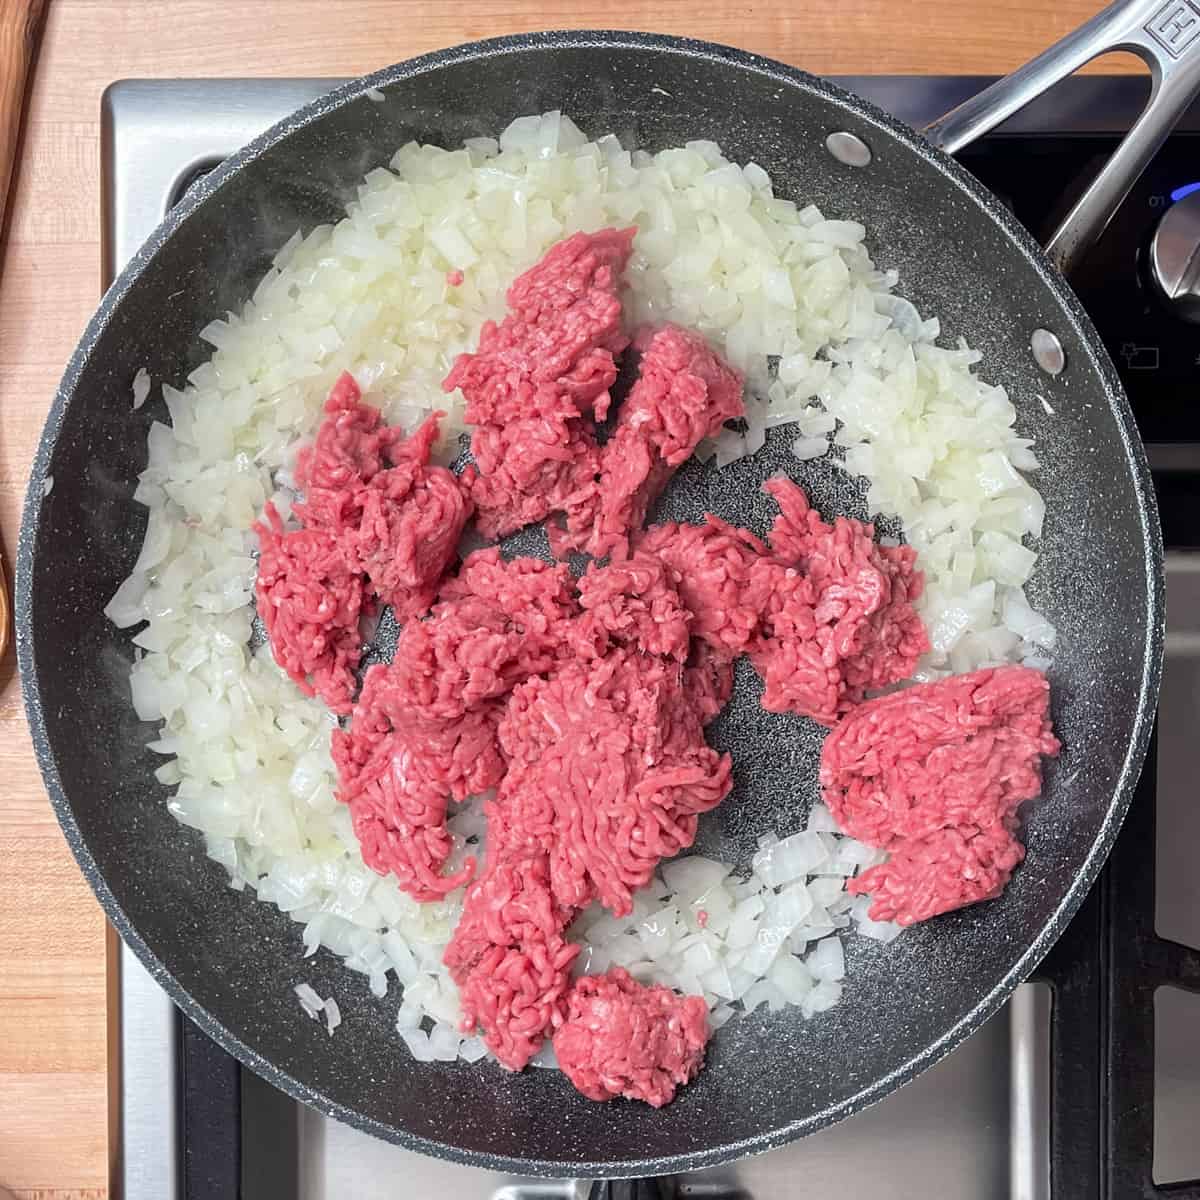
[924,0,1200,275]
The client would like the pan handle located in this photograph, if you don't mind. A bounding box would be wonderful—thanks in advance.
[924,0,1200,274]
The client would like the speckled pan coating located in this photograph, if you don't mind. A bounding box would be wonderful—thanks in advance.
[15,32,1163,1179]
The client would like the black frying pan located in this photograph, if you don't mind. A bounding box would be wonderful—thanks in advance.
[17,6,1183,1179]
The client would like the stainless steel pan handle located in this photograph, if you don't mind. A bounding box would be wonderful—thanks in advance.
[925,0,1200,273]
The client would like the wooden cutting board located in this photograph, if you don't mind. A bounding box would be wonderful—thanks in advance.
[0,1,1134,1195]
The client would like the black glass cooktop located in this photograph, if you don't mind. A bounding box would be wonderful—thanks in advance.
[960,133,1200,447]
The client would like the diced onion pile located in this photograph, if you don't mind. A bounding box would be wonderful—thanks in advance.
[105,110,1052,1066]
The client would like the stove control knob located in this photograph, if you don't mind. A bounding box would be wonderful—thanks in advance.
[1150,191,1200,323]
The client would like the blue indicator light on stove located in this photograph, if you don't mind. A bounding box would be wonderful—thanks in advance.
[1169,182,1200,203]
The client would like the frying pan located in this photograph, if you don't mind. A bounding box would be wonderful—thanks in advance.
[16,0,1188,1179]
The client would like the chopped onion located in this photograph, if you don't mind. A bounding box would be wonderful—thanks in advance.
[132,367,151,410]
[807,937,846,982]
[768,954,814,1004]
[323,997,341,1036]
[792,435,829,460]
[294,983,323,1019]
[400,1028,435,1063]
[752,830,828,885]
[429,1024,461,1062]
[661,856,729,901]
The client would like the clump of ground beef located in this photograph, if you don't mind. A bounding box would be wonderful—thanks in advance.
[254,372,471,712]
[330,664,502,901]
[575,553,692,661]
[441,855,580,1070]
[294,372,472,621]
[820,665,1060,924]
[331,548,579,901]
[446,619,732,1071]
[636,516,768,658]
[493,649,732,917]
[254,508,366,715]
[553,967,710,1107]
[444,228,635,539]
[554,324,745,559]
[443,233,746,561]
[632,479,926,729]
[388,549,577,722]
[748,475,929,725]
[434,534,732,1075]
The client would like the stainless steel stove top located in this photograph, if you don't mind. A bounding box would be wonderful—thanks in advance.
[103,76,1200,1200]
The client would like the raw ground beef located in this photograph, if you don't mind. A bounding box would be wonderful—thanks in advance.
[440,855,580,1070]
[440,549,732,1073]
[492,650,732,918]
[749,476,929,726]
[254,506,366,715]
[553,967,710,1107]
[575,553,692,662]
[389,549,577,722]
[444,228,635,539]
[820,665,1060,924]
[254,372,472,712]
[332,549,579,900]
[296,371,404,502]
[555,324,745,559]
[331,666,502,901]
[633,479,926,727]
[445,599,732,1071]
[295,372,472,621]
[636,516,768,659]
[852,825,1028,925]
[446,233,744,562]
[683,643,737,726]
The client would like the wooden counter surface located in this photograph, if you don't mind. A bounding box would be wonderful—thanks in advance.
[0,1,1135,1194]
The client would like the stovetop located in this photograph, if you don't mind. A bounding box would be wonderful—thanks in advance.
[103,75,1200,1200]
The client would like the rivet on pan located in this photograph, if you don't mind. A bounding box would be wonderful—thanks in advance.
[825,131,872,168]
[1031,328,1066,376]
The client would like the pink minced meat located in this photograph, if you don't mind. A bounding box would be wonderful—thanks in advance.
[260,274,947,1101]
[332,549,580,900]
[254,506,366,714]
[575,552,692,662]
[820,665,1060,924]
[852,826,1028,926]
[749,476,929,726]
[331,666,502,901]
[295,372,472,621]
[444,228,636,539]
[555,324,745,559]
[683,643,737,726]
[295,371,403,500]
[492,650,732,917]
[388,549,577,722]
[444,559,732,1073]
[441,856,580,1071]
[254,372,472,713]
[553,967,710,1107]
[631,476,926,726]
[636,516,768,659]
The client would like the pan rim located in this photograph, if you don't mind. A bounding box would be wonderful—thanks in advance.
[16,29,1165,1179]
